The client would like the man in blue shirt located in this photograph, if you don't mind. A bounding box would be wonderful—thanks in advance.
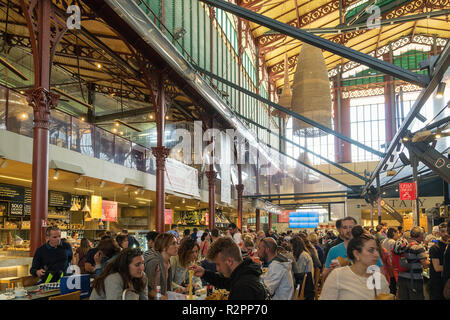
[168,224,179,238]
[323,216,383,280]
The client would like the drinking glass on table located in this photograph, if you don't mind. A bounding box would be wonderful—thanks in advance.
[5,287,15,299]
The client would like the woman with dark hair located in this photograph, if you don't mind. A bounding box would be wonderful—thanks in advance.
[290,236,313,275]
[298,233,322,271]
[75,238,91,273]
[170,238,202,293]
[290,236,315,300]
[200,232,211,258]
[93,238,121,276]
[144,233,178,298]
[116,234,129,250]
[90,248,147,300]
[319,226,390,300]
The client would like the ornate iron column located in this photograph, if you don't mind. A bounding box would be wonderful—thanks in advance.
[255,209,261,232]
[151,78,170,233]
[21,0,66,255]
[236,164,244,230]
[205,165,217,230]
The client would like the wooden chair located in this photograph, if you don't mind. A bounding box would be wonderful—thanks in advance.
[293,274,307,300]
[48,290,81,300]
[313,268,321,300]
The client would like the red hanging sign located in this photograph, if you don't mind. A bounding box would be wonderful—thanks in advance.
[102,200,118,222]
[278,210,290,223]
[164,209,173,225]
[399,182,417,200]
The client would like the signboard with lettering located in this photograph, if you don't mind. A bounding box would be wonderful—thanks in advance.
[399,183,417,200]
[102,200,118,222]
[0,183,25,202]
[49,190,72,207]
[289,211,319,229]
[164,209,173,225]
[278,210,290,223]
[24,188,31,215]
[9,202,24,216]
[91,195,103,219]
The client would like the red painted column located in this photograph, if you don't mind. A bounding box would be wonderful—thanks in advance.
[268,211,272,231]
[26,0,60,255]
[237,164,244,230]
[151,78,169,234]
[255,209,261,232]
[205,165,217,230]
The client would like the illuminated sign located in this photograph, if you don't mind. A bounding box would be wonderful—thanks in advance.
[289,211,319,229]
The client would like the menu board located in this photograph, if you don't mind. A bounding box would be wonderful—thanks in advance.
[24,188,31,215]
[0,183,25,202]
[9,202,24,216]
[48,190,72,207]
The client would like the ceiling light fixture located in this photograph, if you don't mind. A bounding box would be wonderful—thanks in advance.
[0,174,32,183]
[96,63,102,69]
[100,181,106,188]
[74,187,95,193]
[19,112,29,120]
[53,170,59,180]
[123,185,129,192]
[0,159,7,169]
[75,175,83,184]
[135,197,151,202]
[112,128,118,133]
[80,117,85,122]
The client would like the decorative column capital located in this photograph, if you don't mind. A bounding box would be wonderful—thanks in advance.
[205,170,217,185]
[25,87,59,129]
[151,146,170,168]
[236,184,244,196]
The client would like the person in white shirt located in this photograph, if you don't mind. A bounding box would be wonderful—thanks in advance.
[319,226,390,300]
[228,223,243,246]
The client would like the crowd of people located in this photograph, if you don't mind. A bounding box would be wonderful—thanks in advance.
[29,219,450,300]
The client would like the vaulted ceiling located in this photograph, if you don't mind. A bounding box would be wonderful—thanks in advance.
[239,0,450,89]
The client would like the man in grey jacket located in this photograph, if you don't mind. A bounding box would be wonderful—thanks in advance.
[257,237,294,300]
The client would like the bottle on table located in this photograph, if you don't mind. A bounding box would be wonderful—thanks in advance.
[156,285,162,300]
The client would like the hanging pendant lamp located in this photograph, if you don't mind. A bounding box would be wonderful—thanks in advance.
[291,43,332,137]
[82,198,90,213]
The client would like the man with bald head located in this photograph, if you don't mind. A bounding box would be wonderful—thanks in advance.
[257,237,294,300]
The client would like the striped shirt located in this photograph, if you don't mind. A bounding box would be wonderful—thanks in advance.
[398,241,427,280]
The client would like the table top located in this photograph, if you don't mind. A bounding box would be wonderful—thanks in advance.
[0,285,61,300]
